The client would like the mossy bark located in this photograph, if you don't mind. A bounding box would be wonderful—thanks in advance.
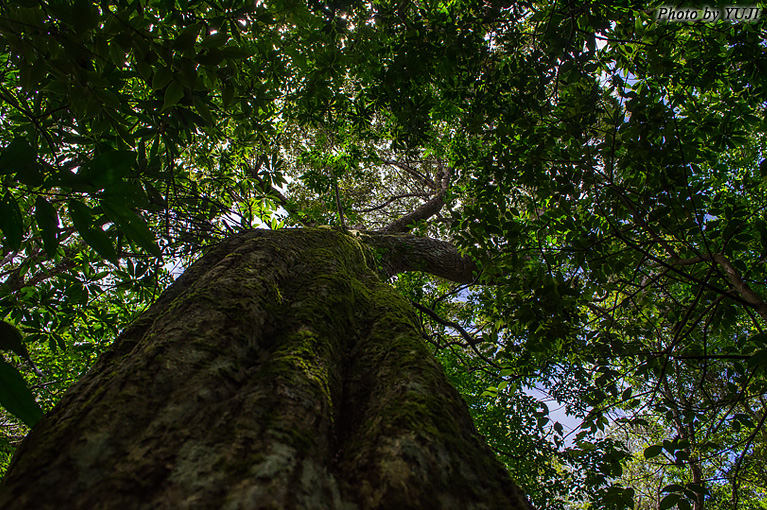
[0,228,532,509]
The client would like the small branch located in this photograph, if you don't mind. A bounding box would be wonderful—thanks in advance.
[731,404,767,508]
[249,169,310,227]
[410,300,508,373]
[381,158,435,189]
[332,177,346,229]
[409,300,481,346]
[355,192,430,213]
[655,353,751,361]
[9,258,78,292]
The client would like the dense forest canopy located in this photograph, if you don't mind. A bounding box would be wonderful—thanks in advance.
[1,0,766,508]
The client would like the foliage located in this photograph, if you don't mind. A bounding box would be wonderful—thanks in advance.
[2,0,767,508]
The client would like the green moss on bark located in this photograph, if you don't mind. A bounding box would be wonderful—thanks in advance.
[0,228,533,510]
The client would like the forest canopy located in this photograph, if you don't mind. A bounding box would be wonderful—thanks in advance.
[1,1,767,508]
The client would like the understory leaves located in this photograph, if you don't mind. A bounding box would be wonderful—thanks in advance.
[34,196,59,256]
[0,193,23,251]
[68,200,118,264]
[0,320,42,427]
[0,359,43,428]
[100,200,160,257]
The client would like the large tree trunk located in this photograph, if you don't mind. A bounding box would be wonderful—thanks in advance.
[0,228,532,509]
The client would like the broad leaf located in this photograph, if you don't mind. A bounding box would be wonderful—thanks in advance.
[0,137,36,175]
[162,81,185,111]
[659,494,681,510]
[0,321,30,361]
[0,359,43,428]
[68,200,118,263]
[79,150,137,189]
[643,445,663,459]
[100,200,161,257]
[0,193,24,250]
[34,196,59,255]
[152,66,174,90]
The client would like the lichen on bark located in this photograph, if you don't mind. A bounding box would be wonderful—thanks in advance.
[0,227,533,509]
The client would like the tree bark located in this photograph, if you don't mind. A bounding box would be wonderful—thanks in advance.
[360,231,479,283]
[0,228,532,509]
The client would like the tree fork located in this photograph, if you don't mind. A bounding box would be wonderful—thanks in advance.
[0,228,532,510]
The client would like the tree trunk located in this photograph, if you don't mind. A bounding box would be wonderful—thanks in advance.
[0,228,533,509]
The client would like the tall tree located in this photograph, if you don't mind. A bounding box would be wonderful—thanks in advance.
[2,1,767,508]
[0,227,534,508]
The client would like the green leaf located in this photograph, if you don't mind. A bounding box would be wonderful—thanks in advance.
[109,40,126,66]
[20,58,47,89]
[193,96,214,125]
[100,200,160,256]
[748,332,767,348]
[162,81,185,111]
[0,137,36,175]
[659,494,680,510]
[13,162,45,187]
[80,150,137,189]
[748,348,767,371]
[172,23,202,51]
[201,31,228,48]
[152,66,174,90]
[222,83,234,108]
[644,445,663,459]
[100,181,150,209]
[0,320,30,361]
[0,359,43,428]
[136,59,152,82]
[195,48,224,66]
[221,46,254,59]
[144,181,167,209]
[35,196,59,255]
[0,193,24,250]
[685,482,706,496]
[68,200,118,264]
[50,167,95,192]
[93,88,121,110]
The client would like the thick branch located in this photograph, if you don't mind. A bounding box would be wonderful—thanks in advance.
[360,232,479,284]
[711,253,767,318]
[380,193,445,233]
[670,253,767,321]
[380,161,451,233]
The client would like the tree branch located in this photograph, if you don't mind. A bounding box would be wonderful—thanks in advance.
[380,193,445,233]
[381,158,435,189]
[360,231,479,284]
[380,161,451,233]
[354,192,430,213]
[668,254,767,321]
[409,300,481,346]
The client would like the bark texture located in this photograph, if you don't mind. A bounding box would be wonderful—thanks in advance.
[360,231,479,283]
[0,228,532,509]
